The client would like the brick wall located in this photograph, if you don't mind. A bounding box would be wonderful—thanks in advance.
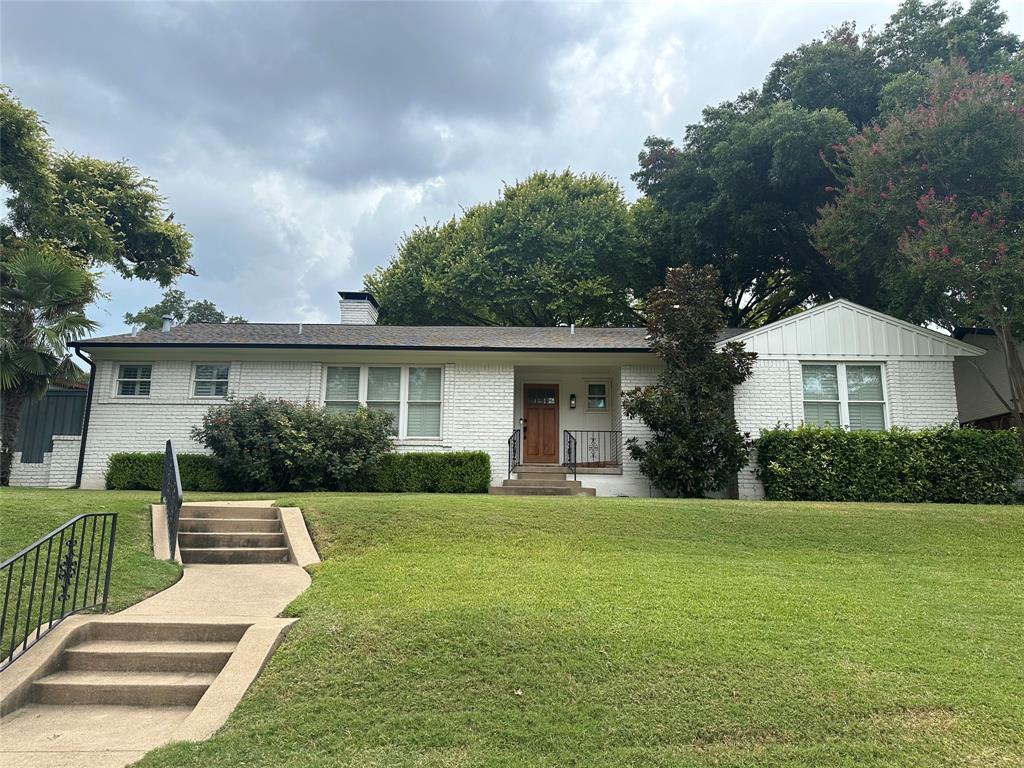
[885,360,959,428]
[10,436,81,488]
[617,365,661,497]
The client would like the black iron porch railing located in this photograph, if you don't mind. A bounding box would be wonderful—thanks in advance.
[162,439,183,559]
[562,430,623,469]
[507,429,521,479]
[564,431,577,481]
[0,512,118,671]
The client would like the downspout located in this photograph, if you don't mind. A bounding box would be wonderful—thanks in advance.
[73,347,96,489]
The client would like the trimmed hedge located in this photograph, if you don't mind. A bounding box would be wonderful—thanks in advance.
[756,424,1022,504]
[105,449,490,494]
[106,452,224,491]
[372,452,491,493]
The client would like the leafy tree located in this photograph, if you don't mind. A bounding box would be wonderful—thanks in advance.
[622,265,757,497]
[0,246,97,484]
[1,87,193,484]
[366,171,645,326]
[633,102,855,327]
[124,289,246,330]
[812,62,1024,433]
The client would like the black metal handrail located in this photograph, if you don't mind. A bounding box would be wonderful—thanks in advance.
[161,439,183,558]
[562,430,623,469]
[564,431,577,481]
[0,512,117,671]
[507,429,521,479]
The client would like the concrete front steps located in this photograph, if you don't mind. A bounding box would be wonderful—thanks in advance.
[489,465,596,496]
[29,621,248,707]
[178,504,290,564]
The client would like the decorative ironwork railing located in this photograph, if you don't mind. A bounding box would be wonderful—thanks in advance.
[162,439,183,559]
[507,429,521,479]
[0,512,118,671]
[562,430,623,470]
[564,431,577,481]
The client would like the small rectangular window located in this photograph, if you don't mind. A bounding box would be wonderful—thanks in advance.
[586,382,609,411]
[846,365,886,431]
[407,367,442,437]
[325,366,360,413]
[367,367,400,434]
[193,364,230,397]
[117,364,152,397]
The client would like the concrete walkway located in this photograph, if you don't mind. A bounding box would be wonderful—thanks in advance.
[0,502,315,768]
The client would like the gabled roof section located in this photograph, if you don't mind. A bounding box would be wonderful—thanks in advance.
[718,299,985,358]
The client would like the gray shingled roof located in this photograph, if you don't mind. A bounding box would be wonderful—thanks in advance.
[73,323,746,352]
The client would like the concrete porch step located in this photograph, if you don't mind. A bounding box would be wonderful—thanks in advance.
[511,464,567,475]
[179,505,280,520]
[178,517,283,533]
[505,478,581,488]
[179,546,291,565]
[63,640,236,673]
[31,670,217,706]
[488,485,596,496]
[178,531,286,549]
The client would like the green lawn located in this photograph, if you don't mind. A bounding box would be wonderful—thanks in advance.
[138,493,1022,768]
[3,490,1022,766]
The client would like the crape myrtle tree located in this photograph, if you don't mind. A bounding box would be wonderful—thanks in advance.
[622,265,757,497]
[125,288,246,330]
[366,171,647,327]
[813,61,1024,435]
[0,87,193,484]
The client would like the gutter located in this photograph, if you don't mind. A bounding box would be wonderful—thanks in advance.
[69,341,654,354]
[73,348,96,489]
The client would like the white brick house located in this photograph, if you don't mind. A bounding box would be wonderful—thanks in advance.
[67,293,983,498]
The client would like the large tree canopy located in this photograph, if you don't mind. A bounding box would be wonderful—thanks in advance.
[637,0,1021,329]
[813,61,1024,431]
[366,171,646,326]
[124,289,246,330]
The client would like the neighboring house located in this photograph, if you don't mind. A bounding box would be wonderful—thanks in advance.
[9,386,88,489]
[67,292,984,499]
[952,328,1024,429]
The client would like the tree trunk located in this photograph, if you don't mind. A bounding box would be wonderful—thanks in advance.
[0,389,26,486]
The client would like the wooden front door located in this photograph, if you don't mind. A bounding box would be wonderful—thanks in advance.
[523,384,559,464]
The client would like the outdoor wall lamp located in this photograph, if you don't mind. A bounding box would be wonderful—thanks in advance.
[569,394,577,409]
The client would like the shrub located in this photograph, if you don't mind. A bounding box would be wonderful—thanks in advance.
[372,452,490,493]
[191,395,394,492]
[756,424,1022,504]
[106,452,223,491]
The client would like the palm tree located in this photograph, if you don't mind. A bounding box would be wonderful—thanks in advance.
[1,245,97,485]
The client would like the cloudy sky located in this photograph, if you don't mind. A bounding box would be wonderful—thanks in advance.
[5,1,1022,335]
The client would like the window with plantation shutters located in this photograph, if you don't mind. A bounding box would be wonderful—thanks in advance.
[192,364,230,397]
[407,367,442,437]
[325,367,360,413]
[322,365,444,439]
[367,367,401,434]
[802,363,886,432]
[116,364,152,397]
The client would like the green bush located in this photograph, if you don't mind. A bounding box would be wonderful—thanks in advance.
[373,452,491,493]
[191,395,394,492]
[106,452,224,491]
[756,424,1022,504]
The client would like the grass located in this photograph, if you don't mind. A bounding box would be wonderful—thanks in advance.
[117,492,1024,768]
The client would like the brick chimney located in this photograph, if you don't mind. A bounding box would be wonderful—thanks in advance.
[338,291,379,325]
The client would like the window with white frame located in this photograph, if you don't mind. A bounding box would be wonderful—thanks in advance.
[192,364,230,398]
[586,381,609,411]
[324,365,443,438]
[802,363,886,431]
[116,364,152,396]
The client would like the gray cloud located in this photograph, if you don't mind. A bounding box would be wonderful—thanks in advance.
[3,1,1021,332]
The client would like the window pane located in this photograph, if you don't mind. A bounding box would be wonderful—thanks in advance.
[118,381,137,396]
[407,403,441,437]
[408,367,441,401]
[803,401,841,427]
[588,397,607,410]
[326,367,360,401]
[137,380,151,396]
[802,365,839,400]
[527,387,556,405]
[367,367,400,400]
[587,383,607,397]
[195,364,229,381]
[849,402,885,431]
[367,402,399,434]
[846,365,883,401]
[326,402,359,414]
